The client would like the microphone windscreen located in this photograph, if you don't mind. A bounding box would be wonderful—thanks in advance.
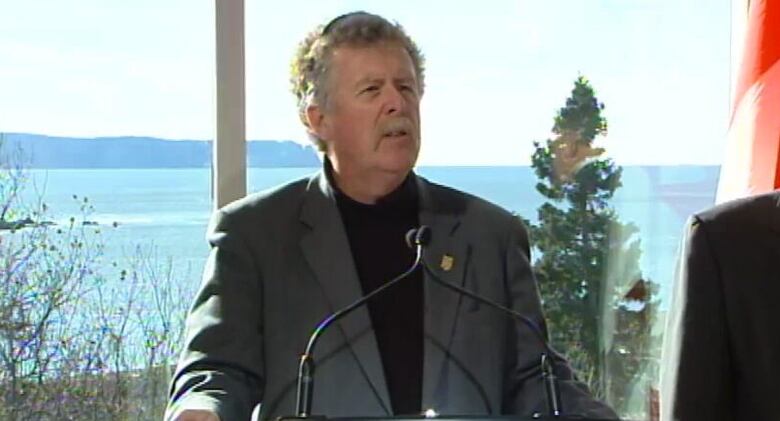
[405,228,417,249]
[415,226,432,246]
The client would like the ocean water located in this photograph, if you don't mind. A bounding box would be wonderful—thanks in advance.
[17,166,719,306]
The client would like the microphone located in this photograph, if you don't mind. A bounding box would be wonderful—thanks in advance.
[405,225,432,249]
[407,226,563,418]
[292,228,426,418]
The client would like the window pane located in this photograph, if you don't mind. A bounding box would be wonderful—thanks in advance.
[0,1,213,418]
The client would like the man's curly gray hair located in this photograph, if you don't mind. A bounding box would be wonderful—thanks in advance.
[290,11,426,151]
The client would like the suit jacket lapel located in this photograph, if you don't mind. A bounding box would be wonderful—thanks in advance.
[416,176,471,410]
[299,172,392,414]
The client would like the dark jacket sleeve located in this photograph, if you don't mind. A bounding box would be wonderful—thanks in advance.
[660,216,734,421]
[165,209,265,421]
[502,217,618,419]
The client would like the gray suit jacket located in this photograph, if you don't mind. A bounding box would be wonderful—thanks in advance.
[661,191,780,420]
[166,171,616,421]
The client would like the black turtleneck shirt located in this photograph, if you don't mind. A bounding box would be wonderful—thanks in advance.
[331,168,423,415]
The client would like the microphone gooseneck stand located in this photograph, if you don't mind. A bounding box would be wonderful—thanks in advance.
[294,229,430,418]
[408,226,563,418]
[287,226,564,420]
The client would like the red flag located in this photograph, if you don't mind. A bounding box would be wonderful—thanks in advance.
[716,0,780,202]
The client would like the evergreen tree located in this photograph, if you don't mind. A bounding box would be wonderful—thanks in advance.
[527,76,659,416]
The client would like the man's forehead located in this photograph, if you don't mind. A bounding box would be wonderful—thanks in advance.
[329,43,417,79]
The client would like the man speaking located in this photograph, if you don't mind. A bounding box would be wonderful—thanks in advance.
[166,11,615,421]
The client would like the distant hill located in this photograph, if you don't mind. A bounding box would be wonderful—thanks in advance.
[0,133,321,168]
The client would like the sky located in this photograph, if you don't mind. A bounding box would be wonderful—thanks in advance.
[0,0,731,165]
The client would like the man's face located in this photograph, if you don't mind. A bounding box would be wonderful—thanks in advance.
[311,42,421,179]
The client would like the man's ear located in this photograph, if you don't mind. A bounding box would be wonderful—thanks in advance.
[305,103,327,140]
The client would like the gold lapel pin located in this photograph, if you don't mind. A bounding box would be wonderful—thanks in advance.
[440,254,454,272]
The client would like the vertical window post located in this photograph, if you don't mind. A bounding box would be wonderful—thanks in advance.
[214,0,246,209]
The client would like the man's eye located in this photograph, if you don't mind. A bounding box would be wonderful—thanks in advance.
[362,86,379,93]
[401,85,418,95]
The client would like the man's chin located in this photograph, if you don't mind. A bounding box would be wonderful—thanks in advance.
[378,156,417,176]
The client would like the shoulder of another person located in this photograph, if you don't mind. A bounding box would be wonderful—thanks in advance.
[695,190,779,233]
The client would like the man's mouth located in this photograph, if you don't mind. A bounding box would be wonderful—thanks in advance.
[383,129,409,138]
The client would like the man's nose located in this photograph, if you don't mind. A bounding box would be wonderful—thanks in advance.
[383,85,407,115]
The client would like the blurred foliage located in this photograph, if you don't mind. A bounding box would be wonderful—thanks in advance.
[0,133,189,420]
[525,77,661,418]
